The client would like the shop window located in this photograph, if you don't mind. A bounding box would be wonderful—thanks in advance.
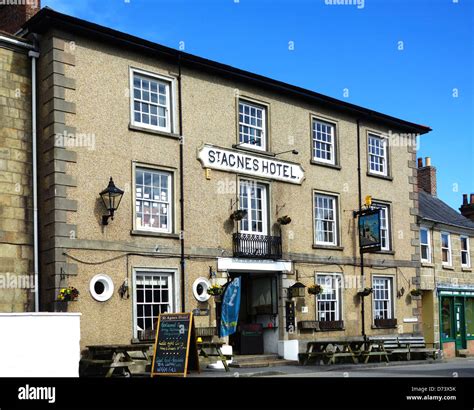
[441,297,454,340]
[466,298,474,338]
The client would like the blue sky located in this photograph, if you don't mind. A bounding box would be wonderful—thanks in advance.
[43,0,474,209]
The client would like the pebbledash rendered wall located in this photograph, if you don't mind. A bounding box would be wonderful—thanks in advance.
[0,37,34,312]
[35,28,423,351]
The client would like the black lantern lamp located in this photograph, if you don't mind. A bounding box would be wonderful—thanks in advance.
[100,177,124,225]
[288,282,306,299]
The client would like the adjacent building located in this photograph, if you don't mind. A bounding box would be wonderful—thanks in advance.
[0,30,36,312]
[417,158,474,358]
[4,7,435,356]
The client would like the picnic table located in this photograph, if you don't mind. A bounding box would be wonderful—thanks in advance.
[197,341,230,372]
[81,343,152,377]
[302,338,389,365]
[303,339,365,365]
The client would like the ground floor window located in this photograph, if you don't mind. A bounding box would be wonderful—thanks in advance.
[466,298,474,338]
[134,271,174,339]
[441,297,454,340]
[316,274,342,321]
[372,276,393,320]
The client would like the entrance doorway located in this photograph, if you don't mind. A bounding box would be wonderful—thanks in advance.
[229,272,279,355]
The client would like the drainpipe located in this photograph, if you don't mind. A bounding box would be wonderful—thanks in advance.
[356,119,366,342]
[177,54,185,312]
[29,49,40,312]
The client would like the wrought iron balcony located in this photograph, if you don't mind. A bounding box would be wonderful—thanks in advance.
[232,233,282,260]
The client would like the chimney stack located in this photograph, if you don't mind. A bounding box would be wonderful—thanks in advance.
[460,193,474,222]
[417,157,437,196]
[0,0,40,35]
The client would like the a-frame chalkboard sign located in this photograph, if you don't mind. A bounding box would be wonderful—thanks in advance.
[151,312,200,377]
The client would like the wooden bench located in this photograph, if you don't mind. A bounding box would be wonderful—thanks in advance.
[369,336,438,361]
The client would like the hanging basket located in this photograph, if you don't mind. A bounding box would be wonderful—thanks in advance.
[230,209,247,221]
[357,287,373,297]
[277,215,292,225]
[307,284,323,295]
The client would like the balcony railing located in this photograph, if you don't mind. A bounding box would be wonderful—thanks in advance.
[232,233,282,260]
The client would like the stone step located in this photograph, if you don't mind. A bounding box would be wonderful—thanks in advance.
[232,354,279,364]
[230,359,298,369]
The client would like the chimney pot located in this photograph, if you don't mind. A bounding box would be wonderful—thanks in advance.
[425,157,431,167]
[417,158,423,168]
[471,194,474,204]
[463,194,468,205]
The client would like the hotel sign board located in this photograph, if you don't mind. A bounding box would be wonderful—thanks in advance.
[197,145,305,184]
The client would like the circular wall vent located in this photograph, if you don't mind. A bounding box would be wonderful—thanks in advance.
[192,277,211,302]
[90,274,114,302]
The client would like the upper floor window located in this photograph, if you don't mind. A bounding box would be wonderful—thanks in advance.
[368,134,388,176]
[312,119,336,165]
[314,193,338,246]
[131,69,173,132]
[373,203,390,251]
[239,180,268,235]
[441,232,452,266]
[461,236,471,268]
[238,100,266,151]
[420,227,431,263]
[135,167,173,233]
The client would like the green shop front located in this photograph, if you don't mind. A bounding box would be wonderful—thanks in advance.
[439,289,474,355]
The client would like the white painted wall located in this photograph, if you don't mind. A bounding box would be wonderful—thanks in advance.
[0,313,81,377]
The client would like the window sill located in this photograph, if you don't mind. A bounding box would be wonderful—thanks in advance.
[366,172,393,181]
[462,267,472,272]
[374,250,395,255]
[442,265,455,271]
[312,244,344,251]
[130,230,180,239]
[371,325,398,330]
[421,262,434,268]
[309,160,341,170]
[129,123,181,140]
[232,144,275,157]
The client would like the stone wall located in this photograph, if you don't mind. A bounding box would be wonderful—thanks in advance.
[0,42,33,312]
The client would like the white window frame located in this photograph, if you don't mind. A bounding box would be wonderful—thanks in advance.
[132,269,177,339]
[316,273,342,322]
[461,236,471,268]
[130,67,176,133]
[441,232,452,266]
[420,227,432,263]
[314,193,338,246]
[238,179,268,235]
[373,202,390,251]
[368,133,388,176]
[134,166,173,234]
[238,99,267,151]
[372,275,394,321]
[312,118,336,165]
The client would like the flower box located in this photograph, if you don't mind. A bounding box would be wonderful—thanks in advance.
[318,320,344,331]
[374,318,398,329]
[297,321,319,330]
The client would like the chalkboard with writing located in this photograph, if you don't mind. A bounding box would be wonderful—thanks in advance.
[151,312,199,377]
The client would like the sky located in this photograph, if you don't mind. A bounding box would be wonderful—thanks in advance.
[42,0,474,210]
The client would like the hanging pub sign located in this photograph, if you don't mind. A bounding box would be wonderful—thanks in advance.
[358,208,382,253]
[197,144,305,184]
[151,313,200,377]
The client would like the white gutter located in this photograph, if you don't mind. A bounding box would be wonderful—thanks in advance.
[28,50,40,312]
[0,34,35,50]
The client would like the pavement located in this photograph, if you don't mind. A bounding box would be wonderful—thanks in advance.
[189,357,474,378]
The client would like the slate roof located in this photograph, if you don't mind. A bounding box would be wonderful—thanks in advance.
[418,190,474,231]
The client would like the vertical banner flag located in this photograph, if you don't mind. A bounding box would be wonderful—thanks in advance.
[220,277,241,337]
